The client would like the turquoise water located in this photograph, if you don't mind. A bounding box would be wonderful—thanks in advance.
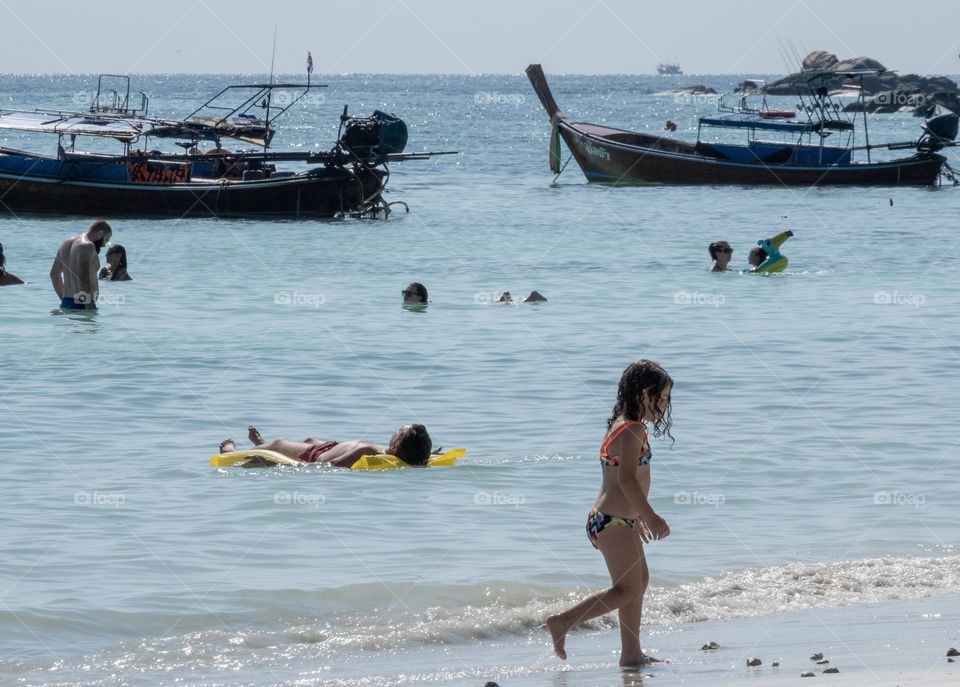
[1,74,959,685]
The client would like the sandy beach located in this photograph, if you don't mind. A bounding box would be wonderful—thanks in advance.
[393,594,960,686]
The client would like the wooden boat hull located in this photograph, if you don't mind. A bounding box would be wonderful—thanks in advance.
[556,119,945,186]
[526,64,945,187]
[0,166,385,218]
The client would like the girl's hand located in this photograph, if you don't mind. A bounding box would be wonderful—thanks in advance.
[640,513,670,542]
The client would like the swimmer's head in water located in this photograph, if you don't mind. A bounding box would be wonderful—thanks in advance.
[106,244,128,272]
[608,359,673,441]
[402,282,428,304]
[748,246,767,267]
[87,220,113,253]
[388,424,432,466]
[708,241,732,261]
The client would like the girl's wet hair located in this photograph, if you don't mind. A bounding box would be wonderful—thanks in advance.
[391,424,432,465]
[106,244,128,272]
[404,282,428,302]
[708,241,729,260]
[607,359,674,441]
[748,246,767,266]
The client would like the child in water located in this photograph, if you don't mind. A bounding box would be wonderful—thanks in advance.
[547,359,673,666]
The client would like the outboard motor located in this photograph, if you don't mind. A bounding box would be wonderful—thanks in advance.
[340,110,408,158]
[919,106,959,152]
[924,108,959,143]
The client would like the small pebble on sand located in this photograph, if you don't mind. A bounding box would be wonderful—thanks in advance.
[746,657,762,667]
[701,641,720,651]
[810,653,824,661]
[772,661,780,667]
[801,671,815,677]
[947,648,959,657]
[823,667,839,674]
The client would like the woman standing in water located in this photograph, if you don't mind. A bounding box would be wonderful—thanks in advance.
[99,245,132,281]
[547,359,673,666]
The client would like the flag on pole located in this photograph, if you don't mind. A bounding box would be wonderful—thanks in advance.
[307,51,314,75]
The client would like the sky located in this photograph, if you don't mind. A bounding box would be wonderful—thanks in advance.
[0,0,958,76]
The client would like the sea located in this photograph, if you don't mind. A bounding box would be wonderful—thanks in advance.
[1,73,959,686]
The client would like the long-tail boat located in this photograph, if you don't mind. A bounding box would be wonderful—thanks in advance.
[526,64,958,186]
[0,75,451,218]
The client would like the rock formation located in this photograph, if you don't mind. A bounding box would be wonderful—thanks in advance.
[763,51,958,116]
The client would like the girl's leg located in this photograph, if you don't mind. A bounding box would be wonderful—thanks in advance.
[248,426,265,446]
[547,524,646,660]
[617,544,651,666]
[246,426,329,452]
[255,438,313,460]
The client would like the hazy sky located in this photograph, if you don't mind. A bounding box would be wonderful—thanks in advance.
[1,0,957,75]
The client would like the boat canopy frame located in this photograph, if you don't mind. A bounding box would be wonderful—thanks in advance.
[695,70,886,162]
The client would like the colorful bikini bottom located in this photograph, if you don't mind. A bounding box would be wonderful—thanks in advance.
[585,506,637,549]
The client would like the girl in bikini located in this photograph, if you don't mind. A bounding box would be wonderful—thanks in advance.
[547,359,673,667]
[218,424,433,468]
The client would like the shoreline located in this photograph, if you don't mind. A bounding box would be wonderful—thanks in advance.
[439,594,960,687]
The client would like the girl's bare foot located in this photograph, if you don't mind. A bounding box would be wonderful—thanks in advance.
[219,438,236,453]
[619,651,667,667]
[248,425,264,446]
[546,615,568,660]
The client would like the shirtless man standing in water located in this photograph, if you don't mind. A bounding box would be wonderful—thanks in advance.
[50,220,112,310]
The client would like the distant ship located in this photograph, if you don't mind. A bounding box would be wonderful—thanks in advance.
[656,61,683,75]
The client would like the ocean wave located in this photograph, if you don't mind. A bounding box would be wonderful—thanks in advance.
[4,554,958,677]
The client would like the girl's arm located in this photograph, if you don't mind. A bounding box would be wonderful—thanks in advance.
[617,426,670,541]
[323,441,384,468]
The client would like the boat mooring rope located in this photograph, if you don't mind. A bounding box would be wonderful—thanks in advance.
[942,159,959,185]
[551,151,574,185]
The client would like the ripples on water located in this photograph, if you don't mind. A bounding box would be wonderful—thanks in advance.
[1,73,958,684]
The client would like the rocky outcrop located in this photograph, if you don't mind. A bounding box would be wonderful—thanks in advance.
[734,80,762,94]
[844,73,960,115]
[833,56,887,72]
[764,51,958,115]
[669,85,717,95]
[801,50,839,71]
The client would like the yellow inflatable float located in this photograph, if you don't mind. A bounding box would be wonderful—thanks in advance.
[210,448,466,470]
[753,230,793,273]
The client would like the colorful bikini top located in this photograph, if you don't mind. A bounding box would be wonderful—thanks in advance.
[599,420,652,467]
